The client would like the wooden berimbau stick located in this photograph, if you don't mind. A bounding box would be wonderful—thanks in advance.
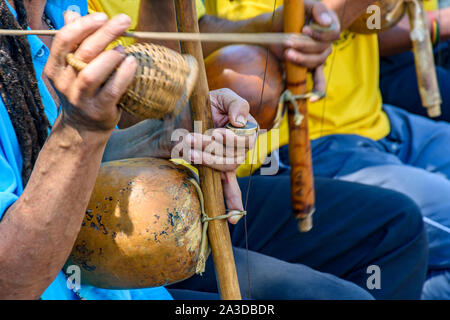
[0,29,304,45]
[174,0,242,300]
[405,0,442,118]
[284,0,315,232]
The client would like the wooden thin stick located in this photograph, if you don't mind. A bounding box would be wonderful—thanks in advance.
[0,29,307,45]
[406,0,442,118]
[284,0,315,232]
[174,0,242,300]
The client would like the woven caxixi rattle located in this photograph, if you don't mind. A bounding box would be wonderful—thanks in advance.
[66,43,199,120]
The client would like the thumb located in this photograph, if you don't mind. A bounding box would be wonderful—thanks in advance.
[311,2,333,27]
[220,89,250,128]
[64,10,82,25]
[221,171,244,225]
[310,65,326,103]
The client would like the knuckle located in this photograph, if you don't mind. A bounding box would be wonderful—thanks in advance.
[106,84,122,98]
[55,32,71,49]
[79,47,97,60]
[57,80,70,95]
[236,155,246,164]
[101,86,121,102]
[43,64,54,80]
[219,87,231,94]
[221,87,236,97]
[68,89,83,106]
[243,100,250,112]
[78,71,96,87]
[292,54,305,65]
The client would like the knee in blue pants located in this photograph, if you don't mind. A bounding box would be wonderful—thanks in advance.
[422,270,450,300]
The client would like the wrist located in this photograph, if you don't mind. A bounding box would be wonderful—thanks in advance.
[247,5,283,33]
[52,116,111,152]
[428,11,440,45]
[430,8,450,42]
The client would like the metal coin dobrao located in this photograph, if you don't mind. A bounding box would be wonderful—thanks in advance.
[65,158,203,289]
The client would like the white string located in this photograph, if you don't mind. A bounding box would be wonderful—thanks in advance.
[423,217,450,234]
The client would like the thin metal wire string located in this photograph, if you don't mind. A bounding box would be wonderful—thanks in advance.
[319,0,349,137]
[242,0,279,300]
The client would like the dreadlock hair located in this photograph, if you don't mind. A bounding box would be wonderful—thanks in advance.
[0,0,50,186]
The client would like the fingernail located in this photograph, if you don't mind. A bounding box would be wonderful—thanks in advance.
[284,40,294,47]
[320,12,332,26]
[310,92,326,103]
[235,116,246,127]
[117,13,131,24]
[64,10,78,17]
[188,149,195,163]
[286,49,295,59]
[124,55,137,67]
[229,211,243,224]
[190,149,199,158]
[113,45,126,54]
[185,133,193,144]
[93,12,108,22]
[302,27,312,36]
[309,96,319,103]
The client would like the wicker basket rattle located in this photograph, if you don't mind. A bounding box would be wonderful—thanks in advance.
[66,43,199,120]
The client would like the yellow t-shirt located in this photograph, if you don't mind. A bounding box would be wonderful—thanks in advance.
[88,0,207,47]
[203,0,390,177]
[424,0,438,11]
[88,0,205,175]
[87,0,140,48]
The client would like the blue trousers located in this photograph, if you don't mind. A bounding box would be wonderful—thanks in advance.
[280,104,450,299]
[380,41,450,121]
[168,175,427,300]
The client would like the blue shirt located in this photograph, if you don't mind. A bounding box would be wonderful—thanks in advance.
[0,0,172,300]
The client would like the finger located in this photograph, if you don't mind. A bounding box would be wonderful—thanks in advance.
[182,136,248,164]
[64,10,81,25]
[97,55,138,106]
[303,24,340,42]
[73,49,127,98]
[284,35,330,54]
[311,2,333,27]
[247,113,259,146]
[311,65,326,103]
[211,128,255,151]
[284,46,332,69]
[184,132,213,150]
[74,14,132,63]
[188,149,245,172]
[221,172,244,225]
[303,5,340,42]
[204,141,248,160]
[211,88,250,128]
[226,94,250,128]
[46,12,109,74]
[185,129,251,152]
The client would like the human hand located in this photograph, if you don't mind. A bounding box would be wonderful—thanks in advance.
[172,89,257,224]
[44,12,137,134]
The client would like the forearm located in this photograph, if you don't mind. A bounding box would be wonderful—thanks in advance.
[103,105,192,162]
[379,9,450,56]
[199,0,375,58]
[199,14,271,57]
[0,118,110,299]
[378,14,416,56]
[322,0,376,29]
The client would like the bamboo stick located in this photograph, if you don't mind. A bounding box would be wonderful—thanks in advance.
[406,0,442,118]
[0,29,306,45]
[284,0,315,232]
[174,0,242,300]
